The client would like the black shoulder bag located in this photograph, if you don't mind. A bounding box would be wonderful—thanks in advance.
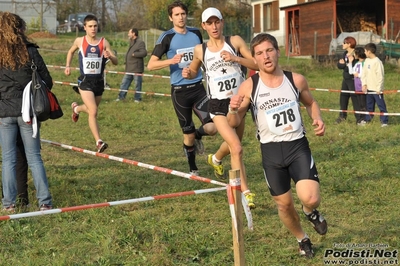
[29,49,63,121]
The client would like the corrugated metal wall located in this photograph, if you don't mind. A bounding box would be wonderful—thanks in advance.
[0,1,57,34]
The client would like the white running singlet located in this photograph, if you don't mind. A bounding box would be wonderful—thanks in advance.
[203,42,245,100]
[251,74,305,143]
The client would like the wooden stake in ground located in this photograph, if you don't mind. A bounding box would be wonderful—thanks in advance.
[229,169,245,266]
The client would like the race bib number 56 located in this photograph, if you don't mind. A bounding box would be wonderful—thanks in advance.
[177,47,194,68]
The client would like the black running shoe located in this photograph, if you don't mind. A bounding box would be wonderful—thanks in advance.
[304,208,328,235]
[299,238,314,258]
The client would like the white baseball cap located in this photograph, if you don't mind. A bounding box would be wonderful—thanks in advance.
[202,7,223,23]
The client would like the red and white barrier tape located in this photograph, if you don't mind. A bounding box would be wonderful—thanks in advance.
[40,139,254,228]
[0,187,226,221]
[241,194,254,231]
[47,65,171,79]
[53,80,171,97]
[40,139,227,187]
[309,88,400,95]
[317,108,400,116]
[47,65,400,94]
[226,185,238,237]
[55,80,399,114]
[228,177,253,231]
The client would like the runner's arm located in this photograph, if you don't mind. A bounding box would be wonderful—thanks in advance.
[228,77,252,128]
[182,44,203,79]
[231,35,258,70]
[103,39,118,65]
[147,54,180,71]
[65,38,80,76]
[295,73,325,136]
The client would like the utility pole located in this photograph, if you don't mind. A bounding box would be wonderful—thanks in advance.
[240,1,253,42]
[40,0,44,31]
[101,0,106,31]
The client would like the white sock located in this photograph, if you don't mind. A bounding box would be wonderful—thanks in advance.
[297,233,309,242]
[73,106,79,114]
[97,139,103,145]
[212,154,221,165]
[303,206,313,215]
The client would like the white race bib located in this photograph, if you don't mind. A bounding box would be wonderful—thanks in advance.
[82,57,102,75]
[210,72,243,99]
[177,47,194,68]
[265,100,302,135]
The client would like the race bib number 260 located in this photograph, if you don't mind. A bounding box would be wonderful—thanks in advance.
[82,57,102,75]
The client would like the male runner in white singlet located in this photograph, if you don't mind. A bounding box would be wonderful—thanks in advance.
[182,7,258,208]
[229,33,327,258]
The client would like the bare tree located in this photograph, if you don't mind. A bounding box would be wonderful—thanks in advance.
[106,0,148,31]
[54,0,102,23]
[22,0,54,31]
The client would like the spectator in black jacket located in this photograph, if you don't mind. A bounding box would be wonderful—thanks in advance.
[336,36,362,124]
[116,28,147,102]
[0,12,53,213]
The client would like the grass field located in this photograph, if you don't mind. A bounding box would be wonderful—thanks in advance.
[0,34,400,265]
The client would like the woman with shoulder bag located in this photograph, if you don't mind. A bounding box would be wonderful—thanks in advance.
[0,12,53,213]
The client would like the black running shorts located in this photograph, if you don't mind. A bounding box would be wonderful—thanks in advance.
[171,82,212,134]
[208,98,230,117]
[78,75,105,97]
[261,137,320,196]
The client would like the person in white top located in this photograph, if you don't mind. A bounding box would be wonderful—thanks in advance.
[229,33,327,258]
[361,43,388,126]
[182,7,258,208]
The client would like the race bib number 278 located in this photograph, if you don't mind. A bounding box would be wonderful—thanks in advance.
[265,101,301,135]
